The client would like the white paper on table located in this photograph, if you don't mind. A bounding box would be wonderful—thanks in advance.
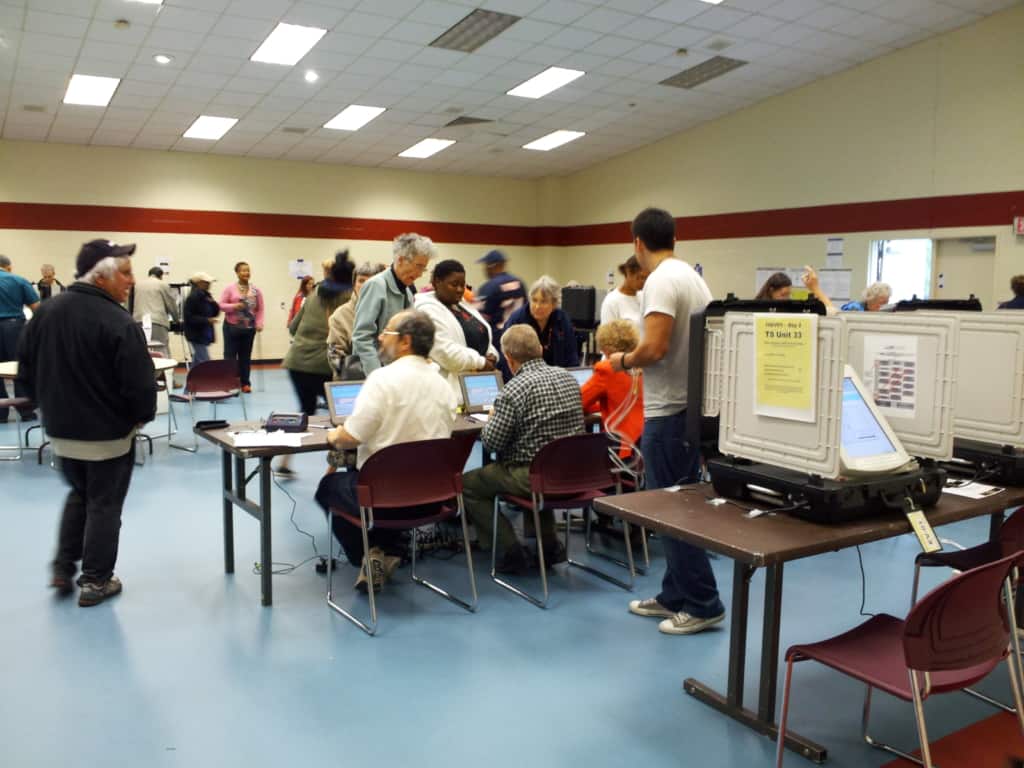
[943,481,1005,499]
[231,430,311,447]
[468,413,490,423]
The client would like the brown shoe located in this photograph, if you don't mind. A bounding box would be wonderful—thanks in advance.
[50,569,74,598]
[78,575,123,607]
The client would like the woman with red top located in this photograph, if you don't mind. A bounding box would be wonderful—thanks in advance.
[580,319,644,460]
[287,275,315,326]
[219,261,265,393]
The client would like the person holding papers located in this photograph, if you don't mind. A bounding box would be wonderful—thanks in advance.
[316,310,457,594]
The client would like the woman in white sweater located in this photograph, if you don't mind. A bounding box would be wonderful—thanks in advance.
[415,259,499,403]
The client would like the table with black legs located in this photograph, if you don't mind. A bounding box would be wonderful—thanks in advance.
[593,487,1020,763]
[196,415,484,607]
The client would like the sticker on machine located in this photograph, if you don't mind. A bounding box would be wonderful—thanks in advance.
[863,334,917,419]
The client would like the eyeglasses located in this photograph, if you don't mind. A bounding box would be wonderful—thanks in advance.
[380,330,401,336]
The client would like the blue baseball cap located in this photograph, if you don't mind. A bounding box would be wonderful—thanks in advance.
[476,249,507,265]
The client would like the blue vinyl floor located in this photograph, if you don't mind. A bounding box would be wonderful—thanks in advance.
[0,368,1013,768]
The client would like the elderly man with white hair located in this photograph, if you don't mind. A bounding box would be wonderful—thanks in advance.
[17,239,156,607]
[349,233,434,375]
[841,282,892,312]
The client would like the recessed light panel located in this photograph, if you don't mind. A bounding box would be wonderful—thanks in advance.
[523,130,585,152]
[304,70,319,83]
[660,56,747,89]
[183,115,238,141]
[430,9,521,53]
[63,74,120,106]
[250,23,327,66]
[323,105,386,131]
[398,138,455,159]
[153,54,173,65]
[507,67,584,99]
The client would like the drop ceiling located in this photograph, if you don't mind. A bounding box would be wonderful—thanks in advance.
[0,0,1014,178]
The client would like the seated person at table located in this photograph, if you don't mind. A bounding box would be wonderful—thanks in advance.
[315,310,457,593]
[581,319,643,460]
[462,325,584,573]
[504,275,580,369]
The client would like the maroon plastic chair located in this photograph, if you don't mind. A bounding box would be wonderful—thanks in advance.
[494,432,637,609]
[327,435,478,636]
[169,360,247,452]
[776,552,1024,768]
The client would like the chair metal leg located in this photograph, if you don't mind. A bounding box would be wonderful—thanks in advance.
[911,560,923,607]
[862,684,930,767]
[566,507,635,591]
[410,502,478,613]
[0,410,24,461]
[582,507,645,578]
[775,656,796,768]
[326,506,378,636]
[490,497,548,609]
[909,671,935,768]
[169,397,198,452]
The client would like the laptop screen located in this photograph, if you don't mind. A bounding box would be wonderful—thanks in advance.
[840,377,896,459]
[326,381,363,422]
[462,373,502,410]
[568,368,591,387]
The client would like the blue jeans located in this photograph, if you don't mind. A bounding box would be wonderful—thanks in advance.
[190,342,210,364]
[643,410,725,619]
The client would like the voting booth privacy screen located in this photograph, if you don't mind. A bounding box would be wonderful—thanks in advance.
[841,313,958,461]
[702,316,725,418]
[925,311,1024,450]
[719,314,846,479]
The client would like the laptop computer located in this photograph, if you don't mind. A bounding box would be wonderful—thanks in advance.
[566,366,592,387]
[324,380,364,426]
[458,371,503,415]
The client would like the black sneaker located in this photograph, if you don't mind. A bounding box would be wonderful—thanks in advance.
[494,545,529,575]
[50,567,75,598]
[272,466,297,480]
[78,575,123,607]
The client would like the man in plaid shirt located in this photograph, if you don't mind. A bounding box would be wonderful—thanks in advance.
[462,325,584,572]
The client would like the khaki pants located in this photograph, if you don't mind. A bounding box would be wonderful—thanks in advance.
[462,462,556,558]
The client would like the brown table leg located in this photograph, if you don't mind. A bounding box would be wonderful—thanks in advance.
[222,450,234,574]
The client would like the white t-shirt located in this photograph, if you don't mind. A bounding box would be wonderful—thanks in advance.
[600,288,643,331]
[641,258,713,418]
[344,354,457,468]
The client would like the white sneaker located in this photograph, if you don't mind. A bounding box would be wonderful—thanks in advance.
[628,597,674,619]
[658,610,726,635]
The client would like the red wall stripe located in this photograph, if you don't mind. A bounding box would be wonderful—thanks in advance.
[2,190,1022,247]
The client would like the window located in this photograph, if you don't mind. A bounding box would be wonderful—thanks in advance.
[868,239,933,304]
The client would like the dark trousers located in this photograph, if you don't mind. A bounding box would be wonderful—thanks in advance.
[288,369,331,416]
[53,449,135,583]
[222,322,256,387]
[0,318,32,419]
[315,470,413,565]
[644,410,725,619]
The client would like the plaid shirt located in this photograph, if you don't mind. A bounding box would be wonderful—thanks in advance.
[482,358,584,466]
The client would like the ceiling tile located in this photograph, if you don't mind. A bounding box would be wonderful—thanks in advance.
[408,1,480,27]
[502,17,562,42]
[25,9,90,37]
[530,0,592,24]
[646,0,711,24]
[225,0,294,21]
[283,2,349,29]
[339,11,399,37]
[210,15,276,41]
[153,6,223,34]
[690,6,750,31]
[616,16,669,40]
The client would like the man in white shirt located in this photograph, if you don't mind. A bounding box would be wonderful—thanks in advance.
[609,207,726,636]
[315,309,457,593]
[599,253,647,332]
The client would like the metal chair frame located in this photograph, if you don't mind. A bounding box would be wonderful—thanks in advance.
[169,361,247,452]
[0,398,29,461]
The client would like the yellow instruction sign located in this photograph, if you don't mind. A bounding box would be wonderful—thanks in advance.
[754,313,817,423]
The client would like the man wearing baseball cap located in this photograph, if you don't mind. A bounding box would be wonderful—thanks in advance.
[17,239,157,607]
[183,271,220,364]
[474,249,526,339]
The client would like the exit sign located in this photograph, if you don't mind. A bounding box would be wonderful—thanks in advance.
[1016,216,1024,235]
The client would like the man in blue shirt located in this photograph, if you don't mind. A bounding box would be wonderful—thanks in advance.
[999,276,1024,309]
[0,254,40,422]
[474,250,526,338]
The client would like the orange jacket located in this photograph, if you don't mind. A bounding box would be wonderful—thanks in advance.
[580,360,643,458]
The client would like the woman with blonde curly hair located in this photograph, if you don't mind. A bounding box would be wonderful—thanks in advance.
[581,319,644,459]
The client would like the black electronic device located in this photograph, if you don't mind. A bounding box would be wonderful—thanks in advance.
[265,412,308,433]
[947,439,1024,485]
[195,419,229,431]
[707,457,945,525]
[892,295,983,312]
[562,286,599,329]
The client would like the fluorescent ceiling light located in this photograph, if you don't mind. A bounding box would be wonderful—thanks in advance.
[430,9,521,53]
[324,105,386,131]
[250,22,326,66]
[153,54,173,65]
[507,67,584,99]
[130,1,163,4]
[183,115,238,141]
[523,130,585,152]
[63,74,120,106]
[304,70,318,83]
[398,138,455,159]
[699,0,725,4]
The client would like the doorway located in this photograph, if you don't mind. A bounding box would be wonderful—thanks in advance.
[868,239,933,304]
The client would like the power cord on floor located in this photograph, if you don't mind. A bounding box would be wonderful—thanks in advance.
[250,473,332,576]
[855,546,875,618]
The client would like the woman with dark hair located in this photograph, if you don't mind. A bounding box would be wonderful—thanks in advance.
[755,271,792,301]
[276,252,354,478]
[414,259,498,403]
[287,275,315,326]
[600,254,648,330]
[219,261,264,392]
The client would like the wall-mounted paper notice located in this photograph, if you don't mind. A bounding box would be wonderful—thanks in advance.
[288,259,313,279]
[754,313,818,423]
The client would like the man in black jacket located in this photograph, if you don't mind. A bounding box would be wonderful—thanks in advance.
[18,239,157,607]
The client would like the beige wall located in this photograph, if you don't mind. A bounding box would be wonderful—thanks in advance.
[933,237,998,309]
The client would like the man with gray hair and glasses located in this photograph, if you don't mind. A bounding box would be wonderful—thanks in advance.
[349,233,434,375]
[317,309,457,594]
[17,240,156,607]
[0,254,40,423]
